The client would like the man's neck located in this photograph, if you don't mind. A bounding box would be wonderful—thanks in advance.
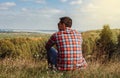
[59,27,71,31]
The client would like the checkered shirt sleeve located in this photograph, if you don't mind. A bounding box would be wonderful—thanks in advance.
[45,33,56,51]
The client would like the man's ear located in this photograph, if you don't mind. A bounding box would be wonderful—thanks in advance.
[62,23,66,29]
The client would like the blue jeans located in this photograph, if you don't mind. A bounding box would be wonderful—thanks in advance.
[47,47,57,67]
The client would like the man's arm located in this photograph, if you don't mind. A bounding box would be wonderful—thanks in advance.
[45,34,56,51]
[45,34,56,66]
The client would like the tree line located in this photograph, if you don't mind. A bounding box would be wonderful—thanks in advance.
[0,25,120,62]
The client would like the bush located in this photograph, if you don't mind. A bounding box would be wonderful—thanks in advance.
[0,37,47,60]
[95,25,116,62]
[0,39,16,58]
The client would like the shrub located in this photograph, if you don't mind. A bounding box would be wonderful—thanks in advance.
[0,37,47,60]
[0,39,16,58]
[95,25,116,62]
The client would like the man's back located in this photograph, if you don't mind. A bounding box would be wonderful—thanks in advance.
[49,27,87,70]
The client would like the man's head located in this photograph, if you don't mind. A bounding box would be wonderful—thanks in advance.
[58,16,72,31]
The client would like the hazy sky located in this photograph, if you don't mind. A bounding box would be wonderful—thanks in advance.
[0,0,120,31]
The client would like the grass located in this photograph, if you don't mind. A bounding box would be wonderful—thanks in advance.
[0,58,120,78]
[0,31,120,78]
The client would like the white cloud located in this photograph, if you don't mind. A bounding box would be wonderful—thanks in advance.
[19,7,64,18]
[81,3,99,12]
[39,8,63,14]
[21,0,46,4]
[60,0,68,3]
[0,2,16,10]
[69,0,82,5]
[21,8,28,12]
[35,0,46,4]
[87,3,99,9]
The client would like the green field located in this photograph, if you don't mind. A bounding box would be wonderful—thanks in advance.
[0,28,120,78]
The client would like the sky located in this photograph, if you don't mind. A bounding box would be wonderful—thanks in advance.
[0,0,120,31]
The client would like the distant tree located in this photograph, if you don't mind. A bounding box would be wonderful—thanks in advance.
[96,25,115,62]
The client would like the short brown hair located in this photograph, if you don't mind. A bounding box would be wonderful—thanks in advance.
[60,16,72,27]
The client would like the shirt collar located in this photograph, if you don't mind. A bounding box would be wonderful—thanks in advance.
[66,27,71,30]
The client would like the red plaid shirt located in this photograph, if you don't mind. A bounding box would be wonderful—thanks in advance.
[46,27,87,70]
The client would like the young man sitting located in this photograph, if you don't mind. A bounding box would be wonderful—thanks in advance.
[45,16,87,71]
